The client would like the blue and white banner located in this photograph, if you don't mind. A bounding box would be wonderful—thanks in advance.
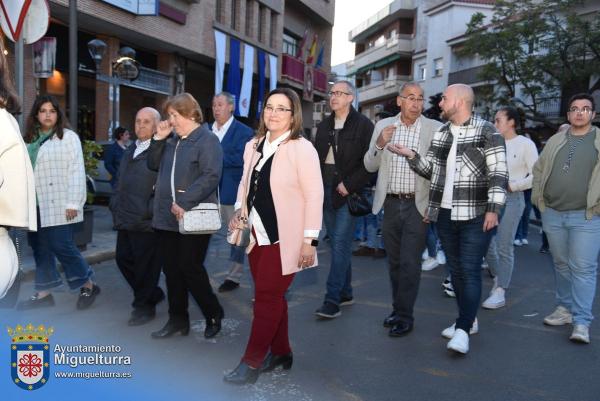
[268,54,277,91]
[256,50,266,119]
[226,37,242,116]
[214,30,226,95]
[238,44,254,118]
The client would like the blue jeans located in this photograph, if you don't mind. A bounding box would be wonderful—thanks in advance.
[28,223,94,291]
[436,209,494,332]
[486,192,525,288]
[426,223,440,257]
[362,189,384,250]
[323,184,356,305]
[515,189,532,240]
[542,208,600,326]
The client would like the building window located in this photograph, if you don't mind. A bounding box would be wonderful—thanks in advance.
[231,0,238,30]
[433,58,443,77]
[258,5,264,43]
[216,0,223,23]
[283,32,298,56]
[387,66,395,79]
[375,35,385,47]
[270,12,277,48]
[245,0,254,37]
[418,63,426,80]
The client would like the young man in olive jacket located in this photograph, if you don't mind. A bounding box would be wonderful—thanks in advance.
[314,80,374,319]
[111,107,165,326]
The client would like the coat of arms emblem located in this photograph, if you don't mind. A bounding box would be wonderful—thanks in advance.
[8,323,53,390]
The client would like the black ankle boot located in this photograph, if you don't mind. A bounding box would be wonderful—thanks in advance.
[151,320,189,339]
[224,362,260,385]
[261,352,293,372]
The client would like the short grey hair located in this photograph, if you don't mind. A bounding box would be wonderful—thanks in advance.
[214,92,235,105]
[333,80,356,96]
[137,107,161,123]
[399,82,423,96]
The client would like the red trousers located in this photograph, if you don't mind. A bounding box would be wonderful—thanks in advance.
[242,242,295,368]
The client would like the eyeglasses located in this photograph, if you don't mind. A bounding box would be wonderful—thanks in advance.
[568,106,594,114]
[264,106,292,114]
[399,95,425,103]
[328,91,351,98]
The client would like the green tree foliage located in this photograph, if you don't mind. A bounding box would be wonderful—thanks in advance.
[460,0,600,126]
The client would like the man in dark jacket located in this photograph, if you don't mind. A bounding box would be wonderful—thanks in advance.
[314,80,374,319]
[210,92,254,292]
[111,107,164,326]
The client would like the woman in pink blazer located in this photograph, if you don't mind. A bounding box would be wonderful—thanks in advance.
[224,88,323,385]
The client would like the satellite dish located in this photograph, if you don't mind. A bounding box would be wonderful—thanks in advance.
[0,0,49,44]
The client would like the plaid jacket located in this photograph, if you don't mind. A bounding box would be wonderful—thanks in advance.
[408,116,508,222]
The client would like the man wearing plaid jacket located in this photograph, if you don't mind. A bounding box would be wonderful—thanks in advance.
[395,84,508,354]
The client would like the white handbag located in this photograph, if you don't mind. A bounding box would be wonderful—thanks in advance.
[170,140,222,235]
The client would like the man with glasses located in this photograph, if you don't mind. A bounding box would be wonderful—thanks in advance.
[314,80,374,319]
[532,93,600,344]
[364,82,442,337]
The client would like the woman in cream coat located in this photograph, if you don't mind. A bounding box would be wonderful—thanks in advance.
[0,41,36,298]
[224,88,323,385]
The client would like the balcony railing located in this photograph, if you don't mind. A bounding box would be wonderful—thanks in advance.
[447,65,487,86]
[357,75,411,104]
[349,0,416,41]
[282,54,328,94]
[350,35,413,74]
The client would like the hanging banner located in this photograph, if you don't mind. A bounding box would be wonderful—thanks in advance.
[32,36,56,78]
[238,44,254,117]
[226,37,241,116]
[256,50,265,119]
[214,30,226,95]
[268,54,277,91]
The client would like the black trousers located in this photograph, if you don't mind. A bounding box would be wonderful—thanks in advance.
[116,230,164,312]
[157,230,223,323]
[381,198,427,324]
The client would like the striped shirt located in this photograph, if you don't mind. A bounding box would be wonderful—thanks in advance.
[409,116,508,222]
[387,115,421,194]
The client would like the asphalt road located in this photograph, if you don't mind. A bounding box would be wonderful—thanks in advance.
[3,228,599,401]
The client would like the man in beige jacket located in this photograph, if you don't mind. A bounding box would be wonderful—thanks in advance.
[364,82,441,337]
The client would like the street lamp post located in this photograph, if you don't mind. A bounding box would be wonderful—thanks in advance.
[87,39,140,141]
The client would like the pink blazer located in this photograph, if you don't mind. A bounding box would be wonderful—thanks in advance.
[237,136,324,275]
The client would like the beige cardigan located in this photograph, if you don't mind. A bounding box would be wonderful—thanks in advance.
[0,108,36,231]
[236,136,324,275]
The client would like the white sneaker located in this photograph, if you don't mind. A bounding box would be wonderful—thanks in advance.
[441,318,479,339]
[570,324,590,344]
[447,329,469,354]
[513,239,523,246]
[422,257,439,271]
[521,239,529,245]
[482,287,506,309]
[481,259,488,269]
[543,306,573,326]
[422,249,429,260]
[436,250,446,265]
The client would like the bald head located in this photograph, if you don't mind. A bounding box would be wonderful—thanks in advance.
[439,84,475,124]
[135,107,161,141]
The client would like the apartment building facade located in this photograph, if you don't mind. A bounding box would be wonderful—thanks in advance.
[15,0,334,141]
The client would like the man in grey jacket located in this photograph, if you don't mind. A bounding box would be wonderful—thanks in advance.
[364,82,441,337]
[111,107,164,326]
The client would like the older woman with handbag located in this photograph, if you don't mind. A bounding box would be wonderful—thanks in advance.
[147,93,225,340]
[224,88,324,385]
[18,95,99,310]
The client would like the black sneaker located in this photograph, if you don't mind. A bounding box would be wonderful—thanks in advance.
[339,296,354,306]
[77,284,101,310]
[17,293,55,310]
[218,279,240,292]
[315,301,341,318]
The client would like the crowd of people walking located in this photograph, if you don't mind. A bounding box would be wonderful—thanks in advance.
[1,32,598,384]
